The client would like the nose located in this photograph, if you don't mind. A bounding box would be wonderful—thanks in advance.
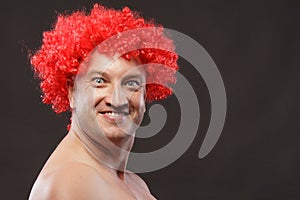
[105,84,128,109]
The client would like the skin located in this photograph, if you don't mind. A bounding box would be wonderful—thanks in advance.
[29,51,156,200]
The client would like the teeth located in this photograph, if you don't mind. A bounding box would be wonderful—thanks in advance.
[105,112,125,117]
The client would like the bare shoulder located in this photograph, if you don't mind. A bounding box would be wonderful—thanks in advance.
[127,171,151,192]
[126,171,157,199]
[29,162,107,200]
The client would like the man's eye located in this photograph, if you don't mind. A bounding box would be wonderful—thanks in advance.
[92,77,105,85]
[125,80,140,87]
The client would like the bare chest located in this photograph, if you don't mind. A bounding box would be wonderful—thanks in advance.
[104,177,156,200]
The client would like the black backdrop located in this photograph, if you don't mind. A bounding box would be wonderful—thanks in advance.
[1,0,299,199]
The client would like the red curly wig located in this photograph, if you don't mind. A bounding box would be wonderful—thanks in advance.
[31,4,179,114]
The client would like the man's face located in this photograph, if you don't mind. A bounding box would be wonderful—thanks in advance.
[69,50,146,145]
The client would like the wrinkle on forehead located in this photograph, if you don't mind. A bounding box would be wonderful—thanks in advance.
[77,50,144,77]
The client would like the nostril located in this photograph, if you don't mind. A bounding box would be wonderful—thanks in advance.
[105,102,112,107]
[110,103,129,113]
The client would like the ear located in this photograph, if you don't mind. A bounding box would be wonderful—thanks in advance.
[143,90,147,114]
[66,78,75,110]
[143,102,146,114]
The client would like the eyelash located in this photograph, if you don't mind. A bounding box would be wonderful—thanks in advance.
[91,77,142,90]
[125,80,140,87]
[92,77,105,85]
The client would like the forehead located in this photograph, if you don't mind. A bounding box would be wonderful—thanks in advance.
[78,50,145,78]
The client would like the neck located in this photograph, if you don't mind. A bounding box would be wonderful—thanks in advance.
[69,120,135,178]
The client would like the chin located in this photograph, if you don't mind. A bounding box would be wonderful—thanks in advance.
[103,129,135,149]
[102,123,133,137]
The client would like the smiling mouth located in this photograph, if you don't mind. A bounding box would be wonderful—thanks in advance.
[99,111,130,122]
[100,111,129,116]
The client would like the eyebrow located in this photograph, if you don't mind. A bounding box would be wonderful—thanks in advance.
[127,72,146,78]
[87,70,145,79]
[87,70,110,78]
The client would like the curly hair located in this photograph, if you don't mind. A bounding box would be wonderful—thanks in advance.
[31,4,179,114]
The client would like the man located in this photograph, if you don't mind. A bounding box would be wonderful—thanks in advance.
[29,4,178,199]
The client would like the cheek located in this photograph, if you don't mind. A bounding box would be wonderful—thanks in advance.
[92,88,106,106]
[74,87,95,112]
[131,92,146,113]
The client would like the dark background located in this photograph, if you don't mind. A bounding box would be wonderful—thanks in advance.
[1,0,299,199]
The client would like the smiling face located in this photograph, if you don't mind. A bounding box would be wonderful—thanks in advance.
[69,50,146,146]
